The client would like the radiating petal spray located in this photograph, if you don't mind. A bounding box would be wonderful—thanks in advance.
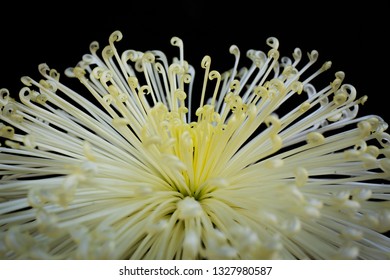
[1,31,390,259]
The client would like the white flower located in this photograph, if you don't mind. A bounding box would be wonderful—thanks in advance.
[1,30,390,259]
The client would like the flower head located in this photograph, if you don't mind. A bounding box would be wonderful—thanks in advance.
[1,31,390,259]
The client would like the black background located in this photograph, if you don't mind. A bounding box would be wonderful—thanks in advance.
[0,1,388,120]
[0,0,389,245]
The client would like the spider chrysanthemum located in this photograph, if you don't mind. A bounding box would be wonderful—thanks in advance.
[1,31,390,260]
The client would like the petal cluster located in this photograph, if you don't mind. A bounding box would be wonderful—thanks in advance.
[1,31,390,259]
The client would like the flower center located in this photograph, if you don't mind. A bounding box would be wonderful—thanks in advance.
[141,102,231,201]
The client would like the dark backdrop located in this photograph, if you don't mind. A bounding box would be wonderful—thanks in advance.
[0,0,389,243]
[0,2,387,119]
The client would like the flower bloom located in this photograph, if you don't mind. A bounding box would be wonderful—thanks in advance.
[1,31,390,260]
